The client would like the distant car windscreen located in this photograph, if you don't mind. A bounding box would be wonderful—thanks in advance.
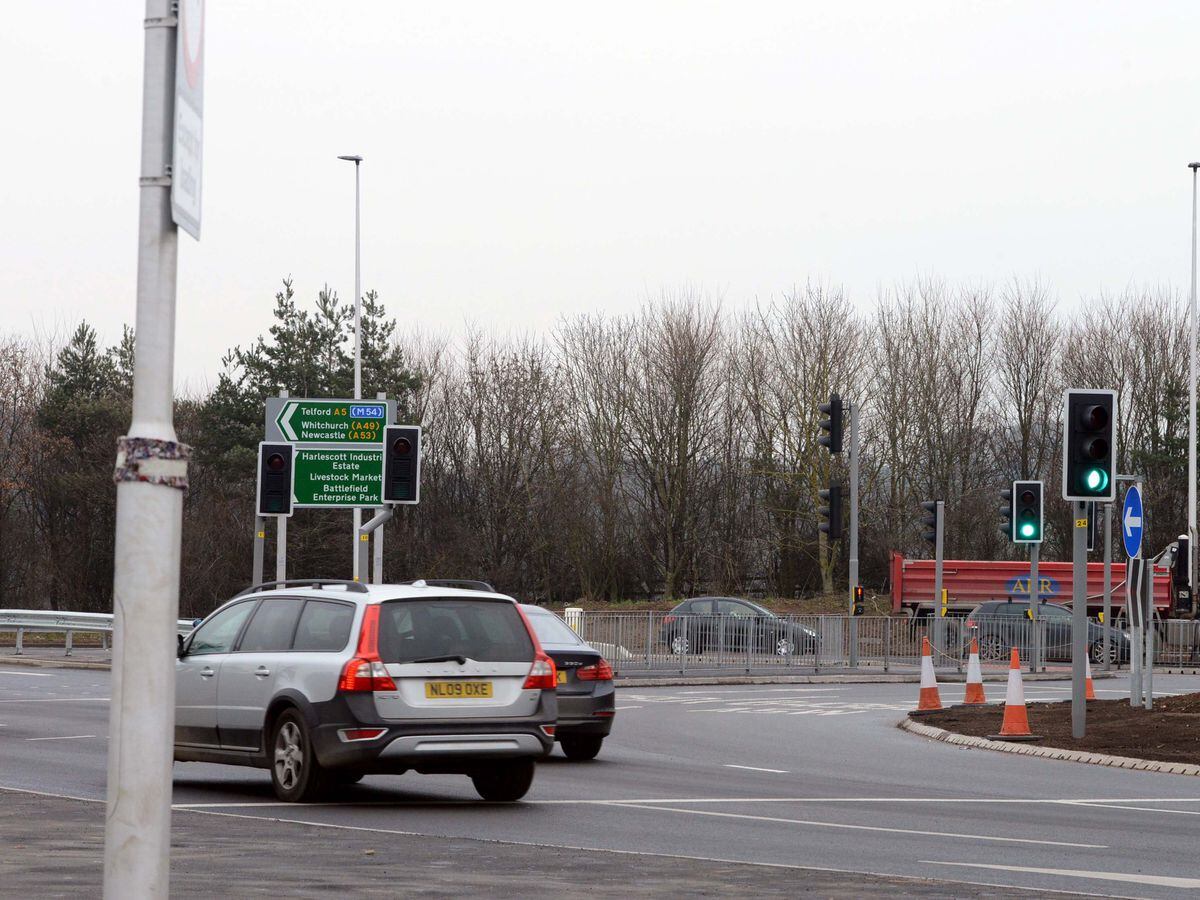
[377,599,534,663]
[525,609,584,647]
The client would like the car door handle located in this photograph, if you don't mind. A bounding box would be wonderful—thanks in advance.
[255,667,271,677]
[199,667,215,678]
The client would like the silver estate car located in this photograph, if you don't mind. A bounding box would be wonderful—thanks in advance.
[174,579,558,802]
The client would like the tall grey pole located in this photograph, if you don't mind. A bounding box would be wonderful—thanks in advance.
[252,517,265,586]
[1102,502,1112,672]
[1129,557,1142,705]
[1144,559,1155,709]
[105,0,182,894]
[373,391,387,584]
[1071,501,1088,738]
[1189,163,1199,606]
[848,402,860,603]
[1029,543,1040,673]
[933,500,944,652]
[276,517,287,583]
[339,155,364,580]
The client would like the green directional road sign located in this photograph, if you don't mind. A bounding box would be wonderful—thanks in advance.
[266,398,391,445]
[293,448,383,507]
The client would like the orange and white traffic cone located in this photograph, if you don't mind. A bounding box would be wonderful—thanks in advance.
[987,647,1041,741]
[912,636,943,714]
[963,637,986,705]
[1085,654,1096,701]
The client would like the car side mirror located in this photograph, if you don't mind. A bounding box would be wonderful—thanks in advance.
[177,633,186,658]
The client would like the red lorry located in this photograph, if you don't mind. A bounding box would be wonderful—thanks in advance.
[889,551,1175,618]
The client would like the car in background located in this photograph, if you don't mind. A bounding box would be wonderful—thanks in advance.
[174,580,557,803]
[658,597,820,657]
[964,599,1131,664]
[520,605,615,760]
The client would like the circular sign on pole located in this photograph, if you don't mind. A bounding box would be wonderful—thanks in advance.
[1122,485,1144,559]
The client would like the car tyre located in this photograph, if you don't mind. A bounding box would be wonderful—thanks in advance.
[670,634,690,655]
[1089,641,1117,665]
[560,735,603,761]
[471,758,536,801]
[270,709,328,803]
[774,637,796,657]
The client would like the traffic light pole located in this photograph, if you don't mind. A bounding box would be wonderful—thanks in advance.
[1102,502,1112,672]
[1030,543,1040,673]
[253,517,265,586]
[848,401,860,608]
[357,508,393,582]
[1072,500,1088,739]
[934,500,944,652]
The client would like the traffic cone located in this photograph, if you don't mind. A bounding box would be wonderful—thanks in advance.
[963,637,987,705]
[911,636,943,715]
[1085,655,1096,701]
[987,647,1041,742]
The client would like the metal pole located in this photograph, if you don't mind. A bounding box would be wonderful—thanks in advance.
[847,402,860,666]
[1071,500,1088,738]
[1103,502,1112,672]
[1187,163,1200,611]
[252,516,265,586]
[1130,557,1142,705]
[1144,562,1155,709]
[104,1,181,894]
[849,402,860,604]
[339,155,364,581]
[1030,543,1040,673]
[276,516,287,582]
[357,508,392,585]
[934,500,944,653]
[373,392,386,584]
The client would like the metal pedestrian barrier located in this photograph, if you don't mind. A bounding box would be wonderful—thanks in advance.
[565,611,1176,677]
[0,610,196,657]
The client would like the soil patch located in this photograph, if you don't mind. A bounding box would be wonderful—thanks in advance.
[916,692,1200,765]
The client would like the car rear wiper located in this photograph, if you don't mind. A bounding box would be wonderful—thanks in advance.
[410,654,468,665]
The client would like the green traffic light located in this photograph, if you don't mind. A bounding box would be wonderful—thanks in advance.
[1084,468,1109,492]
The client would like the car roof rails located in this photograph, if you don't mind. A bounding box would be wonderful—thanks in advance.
[234,579,370,598]
[399,578,496,592]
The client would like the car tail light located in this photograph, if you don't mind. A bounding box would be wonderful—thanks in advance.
[338,605,397,692]
[966,619,976,630]
[523,652,557,690]
[576,658,614,681]
[663,614,677,624]
[540,724,556,737]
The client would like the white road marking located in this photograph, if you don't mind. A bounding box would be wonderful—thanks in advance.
[25,734,97,742]
[678,688,843,695]
[1066,801,1200,816]
[613,705,644,710]
[724,764,788,774]
[923,860,1200,889]
[0,670,55,677]
[608,803,1105,848]
[170,795,1200,810]
[0,697,109,703]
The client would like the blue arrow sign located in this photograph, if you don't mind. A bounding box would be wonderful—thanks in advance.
[1122,485,1143,559]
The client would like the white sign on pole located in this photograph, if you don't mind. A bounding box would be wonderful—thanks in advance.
[171,0,204,239]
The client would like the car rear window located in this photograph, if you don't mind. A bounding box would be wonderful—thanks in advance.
[377,599,534,663]
[525,610,583,647]
[292,600,355,652]
[238,598,303,652]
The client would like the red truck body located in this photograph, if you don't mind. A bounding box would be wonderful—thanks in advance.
[889,551,1172,616]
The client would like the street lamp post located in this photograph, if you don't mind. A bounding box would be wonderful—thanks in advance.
[338,155,364,580]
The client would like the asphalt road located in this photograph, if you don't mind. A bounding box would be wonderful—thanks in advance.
[4,666,1200,898]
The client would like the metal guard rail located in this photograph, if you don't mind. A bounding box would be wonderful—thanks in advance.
[0,609,196,657]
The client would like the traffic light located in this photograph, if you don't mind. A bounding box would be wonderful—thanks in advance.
[851,585,864,616]
[383,425,422,504]
[921,500,941,547]
[818,393,843,454]
[819,482,843,540]
[1062,389,1116,502]
[257,442,294,517]
[999,486,1014,541]
[1013,480,1043,544]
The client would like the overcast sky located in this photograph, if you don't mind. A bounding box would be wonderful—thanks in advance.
[2,2,1198,390]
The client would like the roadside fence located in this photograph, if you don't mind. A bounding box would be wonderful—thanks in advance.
[0,610,196,657]
[571,611,1200,676]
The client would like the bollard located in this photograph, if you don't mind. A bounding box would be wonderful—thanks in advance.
[564,607,583,633]
[65,629,73,657]
[15,627,23,655]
